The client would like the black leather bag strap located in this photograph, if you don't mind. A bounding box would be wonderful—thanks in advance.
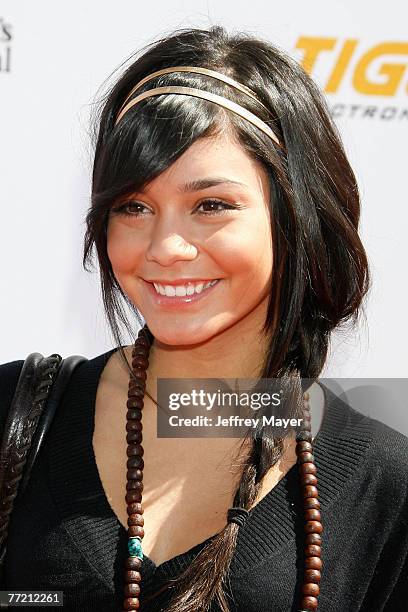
[0,352,87,584]
[20,355,87,496]
[0,352,62,580]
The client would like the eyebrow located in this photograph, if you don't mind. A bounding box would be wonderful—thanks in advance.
[178,177,249,192]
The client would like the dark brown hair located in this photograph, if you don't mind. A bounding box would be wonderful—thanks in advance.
[83,25,370,611]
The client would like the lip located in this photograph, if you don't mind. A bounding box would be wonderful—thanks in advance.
[142,278,221,308]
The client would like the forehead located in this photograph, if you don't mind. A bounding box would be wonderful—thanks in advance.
[139,133,269,195]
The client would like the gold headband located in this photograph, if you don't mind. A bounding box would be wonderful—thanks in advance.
[114,65,282,146]
[117,66,271,115]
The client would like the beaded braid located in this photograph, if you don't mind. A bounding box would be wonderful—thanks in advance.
[122,325,322,611]
[160,436,286,612]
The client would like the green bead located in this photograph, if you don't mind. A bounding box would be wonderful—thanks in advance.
[128,536,143,559]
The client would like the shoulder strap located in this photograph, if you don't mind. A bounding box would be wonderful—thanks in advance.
[0,353,61,495]
[20,355,87,495]
[0,352,87,581]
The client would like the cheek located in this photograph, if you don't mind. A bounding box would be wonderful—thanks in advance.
[107,223,143,274]
[210,216,273,280]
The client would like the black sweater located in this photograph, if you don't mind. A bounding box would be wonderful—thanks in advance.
[0,350,407,611]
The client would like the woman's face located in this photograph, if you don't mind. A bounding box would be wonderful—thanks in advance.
[107,131,273,345]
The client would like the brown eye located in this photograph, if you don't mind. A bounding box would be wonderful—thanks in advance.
[196,199,240,215]
[112,202,150,217]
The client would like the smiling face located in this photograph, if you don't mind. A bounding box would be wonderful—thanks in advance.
[107,131,273,345]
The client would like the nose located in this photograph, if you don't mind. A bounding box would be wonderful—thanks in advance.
[145,218,198,266]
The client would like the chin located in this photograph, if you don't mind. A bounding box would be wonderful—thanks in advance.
[143,318,225,347]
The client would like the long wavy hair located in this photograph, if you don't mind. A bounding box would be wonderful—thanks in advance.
[83,25,370,612]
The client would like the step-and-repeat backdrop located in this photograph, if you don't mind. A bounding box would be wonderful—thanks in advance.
[1,2,407,393]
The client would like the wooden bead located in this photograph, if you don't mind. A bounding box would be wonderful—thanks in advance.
[128,513,144,527]
[305,544,321,557]
[303,497,320,510]
[297,452,314,464]
[296,441,313,454]
[132,338,147,350]
[125,570,141,583]
[302,583,320,597]
[132,368,147,380]
[127,387,145,399]
[303,485,318,498]
[128,381,146,395]
[123,597,140,610]
[298,461,317,475]
[127,398,144,410]
[132,356,149,369]
[126,480,144,492]
[127,502,144,515]
[126,421,143,432]
[128,525,145,538]
[131,354,148,366]
[305,533,322,546]
[304,569,321,583]
[136,334,149,346]
[127,397,144,409]
[126,491,142,503]
[305,520,323,534]
[129,372,146,384]
[125,557,142,570]
[302,583,319,598]
[136,330,149,340]
[304,556,322,570]
[135,331,149,340]
[127,444,144,457]
[127,408,143,419]
[128,388,145,400]
[127,456,144,470]
[125,583,141,597]
[300,474,318,486]
[304,509,321,521]
[301,596,318,610]
[127,431,143,444]
[127,468,143,480]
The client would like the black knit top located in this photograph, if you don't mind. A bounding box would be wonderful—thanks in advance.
[1,350,407,611]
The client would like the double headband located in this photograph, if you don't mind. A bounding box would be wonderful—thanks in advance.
[114,65,282,147]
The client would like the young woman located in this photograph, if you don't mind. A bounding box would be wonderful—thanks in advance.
[1,25,407,612]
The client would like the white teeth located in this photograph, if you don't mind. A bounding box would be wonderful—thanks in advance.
[153,283,166,295]
[152,280,218,297]
[175,285,186,296]
[164,285,176,297]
